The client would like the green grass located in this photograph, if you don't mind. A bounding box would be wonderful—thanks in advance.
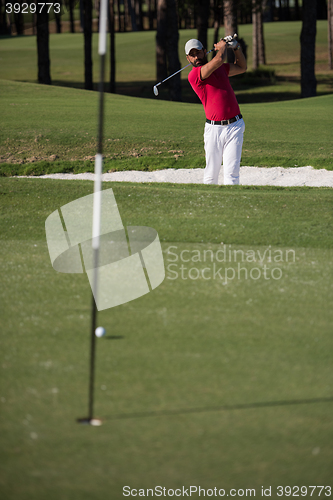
[1,79,333,172]
[1,21,332,102]
[0,178,333,498]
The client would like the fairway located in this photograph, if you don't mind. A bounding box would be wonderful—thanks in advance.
[0,178,332,499]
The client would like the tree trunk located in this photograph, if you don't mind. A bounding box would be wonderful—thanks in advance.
[300,0,317,98]
[14,11,24,35]
[55,13,61,33]
[278,0,283,21]
[135,0,143,30]
[0,1,10,35]
[80,0,84,31]
[294,0,300,21]
[156,0,181,101]
[124,0,129,31]
[285,0,291,21]
[109,0,116,93]
[156,0,167,82]
[148,0,154,30]
[69,0,75,33]
[33,12,37,35]
[213,0,222,46]
[36,10,51,84]
[328,0,333,70]
[224,0,238,63]
[262,0,273,22]
[166,0,181,101]
[197,0,210,49]
[128,0,137,30]
[224,0,237,36]
[83,0,93,90]
[317,0,327,19]
[252,1,265,69]
[258,3,266,64]
[252,0,259,69]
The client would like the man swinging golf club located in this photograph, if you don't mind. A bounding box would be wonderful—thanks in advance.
[185,36,247,185]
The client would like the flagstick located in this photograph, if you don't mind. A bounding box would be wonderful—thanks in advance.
[78,0,108,426]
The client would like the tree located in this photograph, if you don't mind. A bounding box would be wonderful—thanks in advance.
[0,0,11,35]
[224,0,237,37]
[252,0,266,70]
[55,11,62,33]
[262,0,273,22]
[317,0,327,19]
[148,0,155,30]
[135,0,143,30]
[165,0,181,99]
[300,0,317,98]
[109,0,116,92]
[83,0,93,90]
[14,10,24,35]
[196,0,210,49]
[36,10,51,84]
[69,0,75,33]
[294,0,300,21]
[224,0,238,62]
[128,0,137,30]
[223,0,247,61]
[156,0,181,101]
[328,0,333,70]
[117,0,126,31]
[213,0,223,46]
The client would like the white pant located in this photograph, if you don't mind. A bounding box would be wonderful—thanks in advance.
[203,118,245,185]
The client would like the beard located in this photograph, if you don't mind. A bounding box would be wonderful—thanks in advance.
[192,55,208,67]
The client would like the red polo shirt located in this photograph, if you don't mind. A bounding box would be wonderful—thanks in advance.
[188,63,240,121]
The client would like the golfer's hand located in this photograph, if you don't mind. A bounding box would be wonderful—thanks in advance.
[214,40,227,53]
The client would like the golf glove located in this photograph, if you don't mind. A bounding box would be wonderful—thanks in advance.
[223,34,239,50]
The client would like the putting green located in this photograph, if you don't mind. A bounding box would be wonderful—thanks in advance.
[0,178,332,499]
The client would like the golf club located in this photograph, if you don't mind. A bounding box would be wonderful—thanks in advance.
[153,48,213,96]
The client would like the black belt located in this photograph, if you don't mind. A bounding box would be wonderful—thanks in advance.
[206,114,242,126]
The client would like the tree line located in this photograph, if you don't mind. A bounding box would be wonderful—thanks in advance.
[1,0,333,100]
[1,0,329,36]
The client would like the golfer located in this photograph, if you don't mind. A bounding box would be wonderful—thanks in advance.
[185,38,247,185]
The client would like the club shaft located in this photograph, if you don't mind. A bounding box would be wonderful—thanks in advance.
[156,49,213,87]
[157,62,191,86]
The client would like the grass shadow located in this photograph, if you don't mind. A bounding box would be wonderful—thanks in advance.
[105,397,333,420]
[14,70,333,104]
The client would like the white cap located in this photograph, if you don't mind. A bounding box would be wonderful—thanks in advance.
[185,39,203,55]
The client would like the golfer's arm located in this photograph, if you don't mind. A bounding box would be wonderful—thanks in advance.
[229,47,247,76]
[200,47,227,80]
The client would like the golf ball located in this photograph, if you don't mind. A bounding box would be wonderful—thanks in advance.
[95,326,106,338]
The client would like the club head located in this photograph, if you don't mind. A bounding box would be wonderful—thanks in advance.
[153,86,159,96]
